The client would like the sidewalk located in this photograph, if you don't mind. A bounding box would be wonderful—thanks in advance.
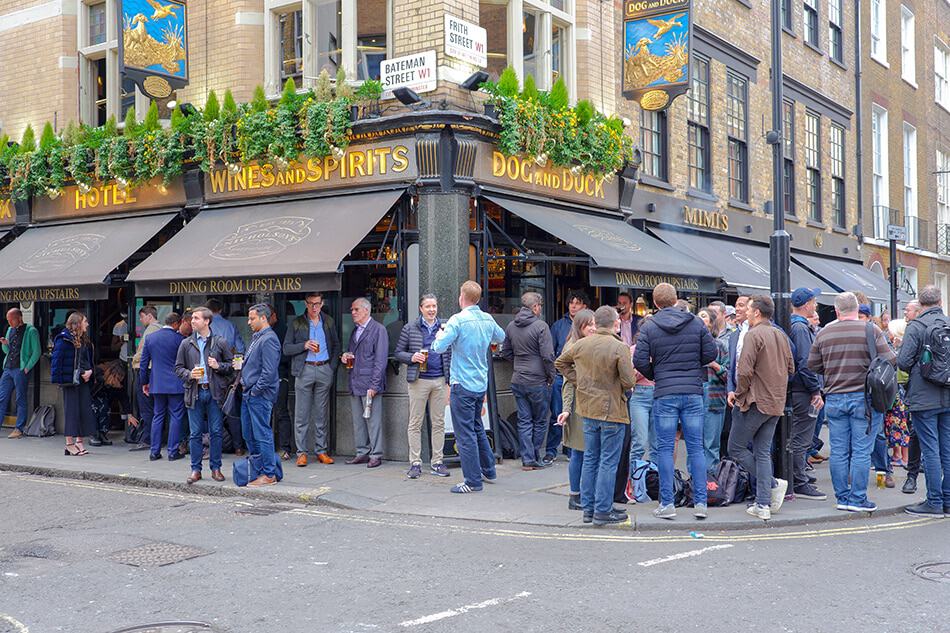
[0,433,921,531]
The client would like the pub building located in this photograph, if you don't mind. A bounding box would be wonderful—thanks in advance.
[0,108,887,461]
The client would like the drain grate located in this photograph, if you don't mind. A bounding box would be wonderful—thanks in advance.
[235,504,295,516]
[109,543,211,568]
[913,562,950,583]
[109,622,218,633]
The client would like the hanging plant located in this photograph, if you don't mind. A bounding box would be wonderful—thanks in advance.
[237,85,276,164]
[269,78,304,167]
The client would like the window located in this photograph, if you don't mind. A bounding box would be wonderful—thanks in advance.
[828,0,843,62]
[727,72,749,203]
[936,272,949,304]
[900,265,918,297]
[782,0,793,30]
[804,0,819,47]
[783,100,796,216]
[78,0,142,126]
[903,122,918,247]
[264,0,383,95]
[478,0,575,95]
[687,56,711,192]
[939,150,950,227]
[937,39,950,110]
[871,105,889,238]
[805,111,822,222]
[640,108,668,181]
[870,0,887,63]
[830,124,846,228]
[900,6,915,84]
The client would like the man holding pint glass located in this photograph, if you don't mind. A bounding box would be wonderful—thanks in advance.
[175,307,234,485]
[284,292,340,467]
[395,294,452,479]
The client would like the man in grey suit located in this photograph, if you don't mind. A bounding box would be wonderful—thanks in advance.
[341,298,389,468]
[283,292,340,467]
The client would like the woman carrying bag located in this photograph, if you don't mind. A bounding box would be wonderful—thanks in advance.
[556,309,596,511]
[51,312,96,455]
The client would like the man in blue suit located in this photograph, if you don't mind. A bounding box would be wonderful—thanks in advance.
[140,313,186,461]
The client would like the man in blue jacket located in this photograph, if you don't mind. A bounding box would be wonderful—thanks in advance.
[342,298,389,468]
[546,290,590,464]
[241,304,283,486]
[787,287,827,500]
[634,283,717,520]
[139,313,186,461]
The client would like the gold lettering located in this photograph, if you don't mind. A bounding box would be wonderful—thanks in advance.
[248,165,261,189]
[493,151,505,177]
[306,158,321,182]
[0,199,10,219]
[391,146,409,172]
[520,158,531,183]
[209,169,227,193]
[349,151,366,177]
[375,147,392,174]
[234,167,248,190]
[260,164,276,188]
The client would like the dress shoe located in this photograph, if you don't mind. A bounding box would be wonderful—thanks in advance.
[98,434,113,446]
[279,450,292,461]
[346,455,370,465]
[316,453,334,464]
[149,453,162,461]
[211,469,225,482]
[296,453,308,467]
[168,452,184,462]
[234,448,246,457]
[7,429,23,439]
[129,444,150,452]
[568,493,583,511]
[88,437,103,447]
[186,471,202,485]
[902,475,918,494]
[248,474,277,487]
[367,457,383,468]
[593,510,629,526]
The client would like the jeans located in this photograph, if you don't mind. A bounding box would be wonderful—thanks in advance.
[0,369,28,430]
[824,391,881,506]
[188,388,223,473]
[871,428,893,474]
[703,408,725,473]
[545,374,564,458]
[580,417,626,514]
[450,384,496,489]
[511,383,551,465]
[653,394,707,506]
[628,384,653,465]
[728,404,779,507]
[150,393,185,456]
[910,408,950,509]
[568,448,584,494]
[241,395,277,477]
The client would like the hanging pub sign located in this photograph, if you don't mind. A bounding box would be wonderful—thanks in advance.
[621,0,692,111]
[117,0,189,100]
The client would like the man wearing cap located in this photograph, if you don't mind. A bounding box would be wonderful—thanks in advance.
[788,287,827,500]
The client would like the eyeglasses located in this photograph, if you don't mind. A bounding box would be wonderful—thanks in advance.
[306,301,323,307]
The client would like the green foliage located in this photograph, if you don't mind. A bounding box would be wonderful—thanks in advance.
[548,78,569,111]
[143,102,161,132]
[574,100,595,126]
[335,67,354,100]
[355,79,383,101]
[123,107,138,137]
[19,125,36,154]
[204,91,220,122]
[222,89,238,116]
[39,123,57,150]
[280,78,299,107]
[103,115,118,138]
[522,75,539,102]
[498,66,520,98]
[314,69,333,102]
[250,85,268,112]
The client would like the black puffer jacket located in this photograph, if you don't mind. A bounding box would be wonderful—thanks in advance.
[633,307,718,398]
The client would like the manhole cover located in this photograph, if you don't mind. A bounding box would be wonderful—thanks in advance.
[235,504,294,516]
[913,562,950,583]
[109,543,211,568]
[109,622,218,633]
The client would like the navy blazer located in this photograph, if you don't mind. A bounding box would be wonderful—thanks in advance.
[347,318,389,396]
[139,327,186,395]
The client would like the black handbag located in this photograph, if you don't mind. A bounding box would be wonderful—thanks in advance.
[222,369,243,417]
[68,345,82,386]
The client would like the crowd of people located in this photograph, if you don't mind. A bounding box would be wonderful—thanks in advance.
[2,276,949,524]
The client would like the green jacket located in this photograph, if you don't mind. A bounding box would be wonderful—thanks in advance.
[2,324,41,373]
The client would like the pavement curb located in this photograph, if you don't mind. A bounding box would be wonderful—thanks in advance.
[0,461,913,532]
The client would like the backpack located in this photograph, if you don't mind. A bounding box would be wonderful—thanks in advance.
[714,458,748,506]
[685,474,730,507]
[497,413,520,460]
[23,405,56,437]
[628,459,658,503]
[864,322,898,416]
[232,454,284,486]
[644,468,691,506]
[919,318,950,387]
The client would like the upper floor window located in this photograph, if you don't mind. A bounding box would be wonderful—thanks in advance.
[870,0,887,64]
[871,104,889,237]
[783,100,796,215]
[782,0,794,30]
[936,38,950,111]
[828,0,843,62]
[687,55,711,192]
[900,6,915,84]
[640,108,668,182]
[903,121,918,245]
[78,0,143,126]
[830,123,846,228]
[804,111,822,222]
[804,0,819,47]
[726,71,749,203]
[937,149,950,228]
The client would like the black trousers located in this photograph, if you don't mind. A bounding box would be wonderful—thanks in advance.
[907,414,921,478]
[273,376,296,454]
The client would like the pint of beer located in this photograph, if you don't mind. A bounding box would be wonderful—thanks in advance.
[193,366,205,380]
[343,353,355,370]
[419,349,429,372]
[232,354,244,371]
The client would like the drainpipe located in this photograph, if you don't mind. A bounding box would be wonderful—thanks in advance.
[854,0,864,246]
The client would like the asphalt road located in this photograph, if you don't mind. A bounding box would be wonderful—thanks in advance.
[1,471,949,633]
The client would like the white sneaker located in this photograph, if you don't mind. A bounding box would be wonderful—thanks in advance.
[770,478,788,513]
[746,503,771,521]
[653,504,676,519]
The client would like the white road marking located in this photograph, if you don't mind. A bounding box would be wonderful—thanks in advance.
[0,614,29,632]
[637,544,734,567]
[398,592,532,627]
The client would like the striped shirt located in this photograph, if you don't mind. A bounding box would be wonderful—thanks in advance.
[807,319,895,394]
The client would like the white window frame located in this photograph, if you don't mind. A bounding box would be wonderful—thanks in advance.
[900,265,918,297]
[870,0,887,65]
[871,104,889,239]
[936,37,950,112]
[903,121,918,247]
[900,5,916,86]
[937,149,950,227]
[264,0,394,97]
[828,0,843,62]
[803,0,819,47]
[936,272,949,306]
[505,0,576,98]
[77,0,148,125]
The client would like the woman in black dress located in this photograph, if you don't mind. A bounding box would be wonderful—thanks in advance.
[51,312,95,455]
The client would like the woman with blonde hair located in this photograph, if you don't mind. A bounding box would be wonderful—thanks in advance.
[556,309,596,510]
[50,312,96,455]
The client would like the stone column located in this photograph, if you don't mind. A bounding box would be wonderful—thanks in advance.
[417,191,471,319]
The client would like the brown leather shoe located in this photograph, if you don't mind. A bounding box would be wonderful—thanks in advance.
[186,471,202,485]
[346,455,370,465]
[316,453,334,464]
[211,469,225,482]
[7,429,23,439]
[296,453,308,467]
[234,448,246,457]
[367,457,382,468]
[248,474,277,487]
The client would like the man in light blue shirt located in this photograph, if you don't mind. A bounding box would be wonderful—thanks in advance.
[208,298,246,355]
[431,280,505,493]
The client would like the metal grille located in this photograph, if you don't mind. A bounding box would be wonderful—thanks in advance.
[109,542,211,568]
[913,562,950,583]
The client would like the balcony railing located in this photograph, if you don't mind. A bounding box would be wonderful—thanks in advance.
[938,224,950,256]
[872,205,901,240]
